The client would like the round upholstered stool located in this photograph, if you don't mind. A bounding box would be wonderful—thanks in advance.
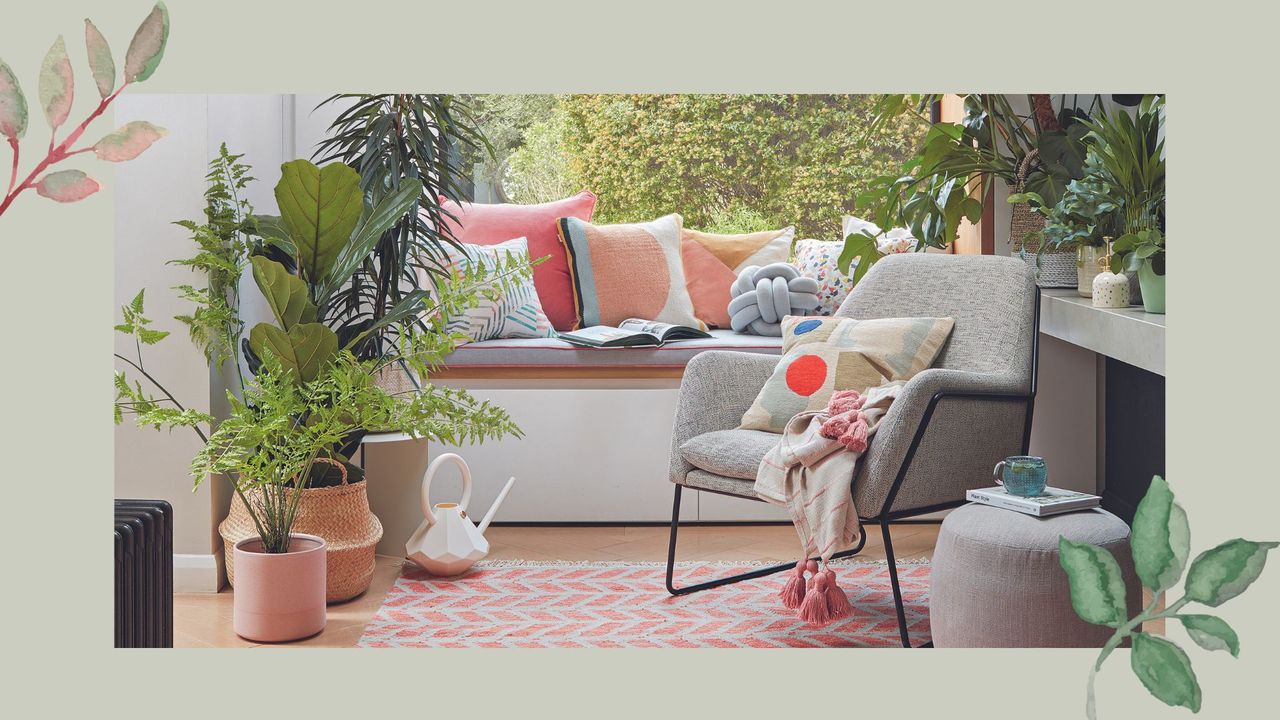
[930,503,1141,648]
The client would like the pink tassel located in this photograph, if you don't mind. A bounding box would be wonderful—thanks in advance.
[823,568,853,618]
[826,390,865,415]
[779,559,808,609]
[838,416,869,453]
[820,414,852,440]
[798,568,833,625]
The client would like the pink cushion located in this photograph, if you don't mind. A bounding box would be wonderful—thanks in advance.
[680,237,738,328]
[438,191,596,330]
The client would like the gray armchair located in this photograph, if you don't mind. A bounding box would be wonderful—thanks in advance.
[665,253,1039,647]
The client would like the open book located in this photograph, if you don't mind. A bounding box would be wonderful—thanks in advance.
[558,318,711,348]
[966,486,1101,517]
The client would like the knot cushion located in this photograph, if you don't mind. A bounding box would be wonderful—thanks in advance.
[727,263,820,336]
[930,503,1141,648]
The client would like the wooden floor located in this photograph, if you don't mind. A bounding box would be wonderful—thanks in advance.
[174,523,941,648]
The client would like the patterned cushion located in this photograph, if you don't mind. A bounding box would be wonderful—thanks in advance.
[558,214,703,329]
[740,314,955,433]
[429,238,555,342]
[680,236,740,328]
[683,226,794,272]
[795,217,916,317]
[438,191,596,331]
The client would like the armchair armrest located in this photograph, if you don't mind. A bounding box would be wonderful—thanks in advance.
[855,368,1033,517]
[669,350,778,484]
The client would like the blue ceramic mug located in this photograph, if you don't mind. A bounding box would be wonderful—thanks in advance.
[993,456,1048,497]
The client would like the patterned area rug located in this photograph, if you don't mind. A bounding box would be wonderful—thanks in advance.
[358,560,930,648]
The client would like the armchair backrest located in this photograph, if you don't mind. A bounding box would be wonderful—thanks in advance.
[835,254,1036,388]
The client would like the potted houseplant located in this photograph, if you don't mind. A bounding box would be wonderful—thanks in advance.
[845,94,1099,285]
[1088,95,1165,313]
[1008,165,1121,297]
[116,148,528,639]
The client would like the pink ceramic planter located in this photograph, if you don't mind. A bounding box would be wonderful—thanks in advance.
[232,533,327,642]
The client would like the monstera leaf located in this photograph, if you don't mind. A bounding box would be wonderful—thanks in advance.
[250,256,316,330]
[248,322,338,385]
[274,160,362,285]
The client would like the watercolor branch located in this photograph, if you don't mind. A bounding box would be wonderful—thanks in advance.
[1059,476,1277,718]
[0,2,170,220]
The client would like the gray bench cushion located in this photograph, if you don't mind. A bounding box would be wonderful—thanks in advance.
[680,428,779,481]
[441,329,782,368]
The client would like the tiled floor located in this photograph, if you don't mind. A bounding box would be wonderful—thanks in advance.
[174,523,942,648]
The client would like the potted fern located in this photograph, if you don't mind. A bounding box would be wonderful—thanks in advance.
[116,150,527,640]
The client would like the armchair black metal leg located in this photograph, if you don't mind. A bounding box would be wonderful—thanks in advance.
[880,522,931,648]
[665,484,866,596]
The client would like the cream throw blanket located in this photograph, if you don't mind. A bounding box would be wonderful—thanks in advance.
[754,381,903,561]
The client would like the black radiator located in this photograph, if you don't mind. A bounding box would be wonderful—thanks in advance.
[114,499,174,648]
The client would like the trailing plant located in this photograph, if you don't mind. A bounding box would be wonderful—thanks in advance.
[844,94,1097,282]
[1008,162,1120,255]
[1060,477,1276,718]
[312,94,492,357]
[0,3,170,219]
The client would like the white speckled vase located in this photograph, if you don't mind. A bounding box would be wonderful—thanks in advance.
[1092,271,1131,308]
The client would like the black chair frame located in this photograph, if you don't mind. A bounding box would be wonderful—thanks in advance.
[665,290,1041,648]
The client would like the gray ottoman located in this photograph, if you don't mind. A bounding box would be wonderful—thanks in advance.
[931,504,1141,648]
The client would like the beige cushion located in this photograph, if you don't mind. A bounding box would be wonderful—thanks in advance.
[930,504,1141,648]
[679,429,779,481]
[682,226,794,272]
[740,314,954,433]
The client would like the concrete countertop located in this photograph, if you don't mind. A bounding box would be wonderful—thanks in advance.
[1039,289,1165,376]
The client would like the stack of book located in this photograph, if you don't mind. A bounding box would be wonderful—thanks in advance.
[966,486,1101,517]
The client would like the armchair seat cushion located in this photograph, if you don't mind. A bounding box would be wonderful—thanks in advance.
[679,429,779,481]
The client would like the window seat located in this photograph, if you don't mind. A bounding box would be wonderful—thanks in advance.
[433,329,782,379]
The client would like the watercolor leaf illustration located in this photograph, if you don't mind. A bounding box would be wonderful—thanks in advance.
[1061,476,1276,719]
[0,3,171,220]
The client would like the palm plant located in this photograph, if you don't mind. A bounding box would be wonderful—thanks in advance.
[312,94,492,358]
[1082,96,1165,274]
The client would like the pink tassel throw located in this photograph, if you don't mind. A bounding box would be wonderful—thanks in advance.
[798,567,833,625]
[779,559,808,609]
[823,568,853,618]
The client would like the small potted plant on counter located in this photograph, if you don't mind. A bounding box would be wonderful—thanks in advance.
[1009,168,1120,298]
[1089,95,1165,313]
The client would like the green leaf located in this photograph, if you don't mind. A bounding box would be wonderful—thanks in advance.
[252,214,297,256]
[274,160,362,284]
[35,169,100,202]
[38,36,73,130]
[1131,476,1190,592]
[250,256,316,330]
[1184,539,1279,607]
[1131,633,1202,712]
[837,231,880,285]
[248,322,338,385]
[84,20,116,99]
[328,178,423,288]
[1058,536,1128,626]
[124,2,169,83]
[0,60,28,140]
[1179,615,1240,657]
[93,120,167,161]
[345,289,428,349]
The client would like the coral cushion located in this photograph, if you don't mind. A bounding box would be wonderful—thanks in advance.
[438,191,596,330]
[680,237,740,328]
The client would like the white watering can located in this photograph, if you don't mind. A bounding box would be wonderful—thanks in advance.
[405,453,515,576]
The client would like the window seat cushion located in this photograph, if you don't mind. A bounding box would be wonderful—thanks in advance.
[440,329,783,369]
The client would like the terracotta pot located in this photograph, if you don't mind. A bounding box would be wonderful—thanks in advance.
[232,533,327,642]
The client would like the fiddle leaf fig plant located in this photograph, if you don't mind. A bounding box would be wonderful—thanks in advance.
[1060,476,1276,718]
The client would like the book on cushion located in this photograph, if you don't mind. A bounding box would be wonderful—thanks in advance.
[558,318,711,348]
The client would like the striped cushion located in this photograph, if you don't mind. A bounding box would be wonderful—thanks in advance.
[558,214,703,330]
[430,238,555,342]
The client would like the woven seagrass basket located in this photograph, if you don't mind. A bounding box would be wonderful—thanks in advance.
[1011,149,1077,288]
[220,461,383,603]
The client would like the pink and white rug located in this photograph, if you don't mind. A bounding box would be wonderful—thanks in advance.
[358,560,929,648]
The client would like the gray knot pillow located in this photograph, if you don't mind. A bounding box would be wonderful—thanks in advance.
[727,263,820,336]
